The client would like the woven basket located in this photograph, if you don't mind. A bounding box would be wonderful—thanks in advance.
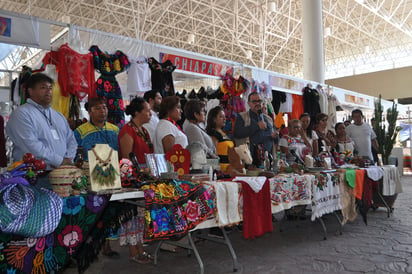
[49,165,83,197]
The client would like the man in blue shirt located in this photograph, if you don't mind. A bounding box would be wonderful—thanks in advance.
[233,92,277,166]
[6,73,77,171]
[74,97,119,161]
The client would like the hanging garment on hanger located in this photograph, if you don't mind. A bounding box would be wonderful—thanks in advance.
[43,44,96,99]
[303,86,321,125]
[288,94,304,120]
[89,45,130,128]
[148,57,176,97]
[327,94,339,132]
[271,90,286,114]
[127,56,151,96]
[278,93,292,113]
[44,65,70,118]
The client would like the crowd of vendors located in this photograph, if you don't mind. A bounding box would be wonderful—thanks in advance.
[3,72,380,268]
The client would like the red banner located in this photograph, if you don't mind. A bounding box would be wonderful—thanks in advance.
[160,53,233,77]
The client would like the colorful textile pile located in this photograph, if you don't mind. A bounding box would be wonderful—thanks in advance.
[270,174,313,213]
[311,173,342,221]
[0,194,109,274]
[143,180,215,241]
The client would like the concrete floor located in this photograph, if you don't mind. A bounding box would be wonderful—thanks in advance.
[65,175,412,274]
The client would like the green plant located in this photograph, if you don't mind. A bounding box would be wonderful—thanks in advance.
[373,95,401,165]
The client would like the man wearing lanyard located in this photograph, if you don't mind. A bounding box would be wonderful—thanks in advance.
[6,73,77,188]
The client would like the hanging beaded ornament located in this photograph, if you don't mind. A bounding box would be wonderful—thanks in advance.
[91,148,119,186]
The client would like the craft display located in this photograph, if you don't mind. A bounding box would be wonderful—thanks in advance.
[49,165,83,197]
[88,144,121,191]
[165,144,190,176]
[3,153,46,185]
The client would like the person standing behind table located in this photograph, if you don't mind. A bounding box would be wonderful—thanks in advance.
[142,90,162,142]
[183,99,217,158]
[346,109,378,161]
[118,96,153,264]
[206,106,235,172]
[74,97,119,161]
[334,122,356,155]
[154,96,188,154]
[233,92,277,166]
[73,97,120,259]
[119,97,154,165]
[6,73,77,188]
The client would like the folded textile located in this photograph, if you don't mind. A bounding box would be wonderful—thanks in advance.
[345,169,356,188]
[233,176,266,193]
[339,172,357,225]
[355,169,366,200]
[206,181,241,227]
[365,166,384,181]
[241,180,273,239]
[382,166,402,196]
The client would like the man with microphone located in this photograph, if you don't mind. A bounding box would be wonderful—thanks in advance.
[233,92,278,166]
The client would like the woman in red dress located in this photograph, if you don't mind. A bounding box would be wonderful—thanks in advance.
[119,97,153,163]
[118,96,153,264]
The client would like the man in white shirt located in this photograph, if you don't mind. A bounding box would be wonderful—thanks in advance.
[143,90,162,141]
[346,109,378,161]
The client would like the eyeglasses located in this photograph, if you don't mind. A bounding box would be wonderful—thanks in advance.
[250,99,263,104]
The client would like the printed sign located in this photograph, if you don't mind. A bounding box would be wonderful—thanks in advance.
[160,52,233,77]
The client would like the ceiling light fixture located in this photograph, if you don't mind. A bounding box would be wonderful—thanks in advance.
[246,50,253,59]
[324,27,331,37]
[188,34,195,44]
[268,2,276,13]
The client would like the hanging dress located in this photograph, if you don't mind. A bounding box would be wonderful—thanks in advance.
[89,45,130,128]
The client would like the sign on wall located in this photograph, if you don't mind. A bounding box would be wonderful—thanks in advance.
[160,52,233,77]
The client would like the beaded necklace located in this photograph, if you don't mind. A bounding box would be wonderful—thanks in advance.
[129,120,153,151]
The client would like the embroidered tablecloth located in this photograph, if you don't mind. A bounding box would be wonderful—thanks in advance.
[311,172,342,221]
[0,194,110,274]
[269,174,313,213]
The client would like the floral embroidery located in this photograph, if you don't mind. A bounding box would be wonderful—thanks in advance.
[62,196,85,215]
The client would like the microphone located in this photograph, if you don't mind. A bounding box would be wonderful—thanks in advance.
[129,152,141,171]
[257,109,264,121]
[289,148,305,165]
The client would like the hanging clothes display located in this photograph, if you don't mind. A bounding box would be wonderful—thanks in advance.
[127,56,151,96]
[303,86,321,127]
[288,94,304,120]
[148,57,176,97]
[220,73,248,136]
[278,92,292,113]
[44,65,70,118]
[43,44,96,99]
[89,45,130,128]
[271,90,286,115]
[327,94,339,132]
[10,66,32,106]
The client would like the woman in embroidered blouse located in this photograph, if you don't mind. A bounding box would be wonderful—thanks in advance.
[206,106,234,172]
[299,113,318,156]
[119,97,153,164]
[183,99,217,158]
[279,119,311,160]
[117,96,152,264]
[154,95,188,153]
[315,113,336,154]
[334,122,355,155]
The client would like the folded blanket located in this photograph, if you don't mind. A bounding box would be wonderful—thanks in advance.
[365,166,384,181]
[233,176,266,193]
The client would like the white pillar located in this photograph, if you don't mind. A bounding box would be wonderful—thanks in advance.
[302,0,325,83]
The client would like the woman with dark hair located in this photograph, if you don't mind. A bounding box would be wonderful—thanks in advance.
[119,97,153,164]
[315,113,336,153]
[206,106,234,172]
[154,95,188,153]
[334,122,355,154]
[183,99,217,158]
[299,113,318,156]
[117,96,153,264]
